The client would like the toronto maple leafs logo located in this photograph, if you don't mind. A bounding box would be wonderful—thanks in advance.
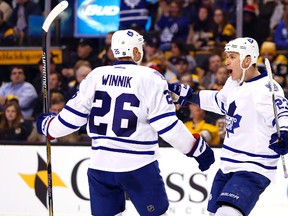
[265,81,279,92]
[247,37,254,44]
[226,101,242,136]
[127,30,133,37]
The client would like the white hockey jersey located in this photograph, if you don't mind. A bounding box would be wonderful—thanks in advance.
[48,61,196,172]
[199,72,288,181]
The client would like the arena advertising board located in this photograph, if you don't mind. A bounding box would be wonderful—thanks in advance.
[74,0,120,37]
[0,49,62,65]
[0,145,287,215]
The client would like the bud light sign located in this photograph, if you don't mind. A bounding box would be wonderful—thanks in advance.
[75,0,120,37]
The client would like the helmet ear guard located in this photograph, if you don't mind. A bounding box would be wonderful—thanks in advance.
[111,29,144,62]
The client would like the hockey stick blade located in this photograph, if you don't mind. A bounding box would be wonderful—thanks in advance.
[42,1,68,32]
[265,58,288,178]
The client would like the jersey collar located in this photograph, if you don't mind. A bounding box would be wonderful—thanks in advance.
[245,71,267,83]
[114,60,137,65]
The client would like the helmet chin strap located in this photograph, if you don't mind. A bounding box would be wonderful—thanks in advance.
[239,68,246,85]
[238,60,252,85]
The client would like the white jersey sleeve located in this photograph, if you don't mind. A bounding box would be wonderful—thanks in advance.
[199,77,238,115]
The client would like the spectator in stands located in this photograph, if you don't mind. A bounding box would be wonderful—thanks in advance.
[171,56,190,78]
[33,71,66,118]
[168,55,196,83]
[70,38,101,69]
[274,3,288,49]
[60,62,75,91]
[0,9,14,46]
[254,0,276,46]
[0,100,31,141]
[208,65,229,90]
[146,57,177,84]
[184,103,220,146]
[211,8,235,46]
[100,45,116,66]
[142,31,161,65]
[186,5,214,51]
[0,0,12,21]
[168,39,197,73]
[181,0,199,25]
[67,61,92,100]
[98,31,114,62]
[200,54,222,89]
[257,41,288,86]
[0,66,37,117]
[207,65,229,144]
[154,0,189,51]
[213,0,236,26]
[176,73,204,123]
[28,92,81,143]
[180,73,203,92]
[270,0,286,34]
[8,0,41,45]
[243,4,258,39]
[119,0,148,32]
[32,57,57,96]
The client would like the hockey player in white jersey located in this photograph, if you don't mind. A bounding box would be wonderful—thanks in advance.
[36,29,215,216]
[168,37,288,216]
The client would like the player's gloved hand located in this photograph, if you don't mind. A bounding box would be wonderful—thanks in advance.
[186,133,215,171]
[269,131,288,155]
[168,83,193,106]
[36,112,56,140]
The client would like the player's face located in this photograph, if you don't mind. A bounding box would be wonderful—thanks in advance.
[225,52,242,81]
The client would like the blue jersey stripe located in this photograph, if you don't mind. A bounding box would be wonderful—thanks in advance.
[91,146,155,155]
[158,120,178,135]
[64,105,89,118]
[149,112,176,123]
[58,115,79,129]
[221,157,277,170]
[92,136,158,145]
[215,92,226,114]
[278,110,288,116]
[278,113,288,119]
[223,144,279,159]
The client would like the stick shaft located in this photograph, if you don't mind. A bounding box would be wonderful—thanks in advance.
[41,2,68,215]
[42,30,53,216]
[265,58,288,178]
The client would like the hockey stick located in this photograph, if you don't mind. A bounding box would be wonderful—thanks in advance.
[42,1,69,215]
[265,58,288,178]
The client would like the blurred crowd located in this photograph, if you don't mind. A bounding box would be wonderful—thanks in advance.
[1,0,288,146]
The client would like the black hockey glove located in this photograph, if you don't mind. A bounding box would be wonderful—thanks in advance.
[269,131,288,155]
[186,134,215,171]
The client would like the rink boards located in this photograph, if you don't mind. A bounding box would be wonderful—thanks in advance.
[0,144,287,216]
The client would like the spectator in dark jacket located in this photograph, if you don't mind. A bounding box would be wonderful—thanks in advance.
[0,100,31,141]
[8,0,41,45]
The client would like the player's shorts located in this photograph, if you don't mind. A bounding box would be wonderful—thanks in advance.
[87,160,169,216]
[207,169,271,216]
